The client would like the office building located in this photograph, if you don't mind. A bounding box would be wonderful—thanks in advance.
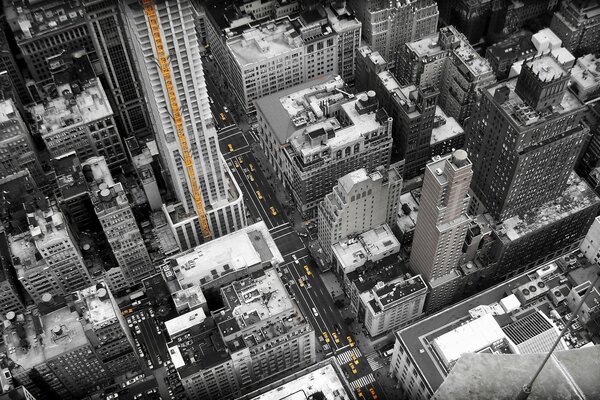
[0,99,43,184]
[318,165,402,265]
[550,0,600,56]
[82,156,153,286]
[349,0,439,71]
[467,53,587,222]
[0,230,25,314]
[256,75,393,218]
[4,1,96,84]
[376,71,438,178]
[167,268,315,400]
[207,13,339,115]
[410,150,473,312]
[485,32,536,80]
[10,204,92,303]
[5,304,112,399]
[397,27,496,124]
[73,282,141,376]
[389,252,598,399]
[355,45,387,92]
[28,72,126,170]
[124,0,246,246]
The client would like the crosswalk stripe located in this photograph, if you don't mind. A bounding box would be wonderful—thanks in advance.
[336,348,362,364]
[350,373,375,389]
[366,353,383,371]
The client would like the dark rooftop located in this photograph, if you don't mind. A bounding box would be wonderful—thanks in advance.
[347,255,409,293]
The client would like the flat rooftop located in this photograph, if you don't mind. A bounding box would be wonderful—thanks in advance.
[76,284,117,331]
[430,106,464,145]
[5,306,88,371]
[172,285,206,312]
[501,173,599,241]
[363,274,428,315]
[53,152,88,200]
[0,99,18,124]
[396,251,594,393]
[249,363,350,400]
[164,221,282,290]
[30,78,112,137]
[347,255,409,294]
[449,27,494,77]
[378,70,401,92]
[165,308,207,338]
[571,54,600,94]
[358,45,386,66]
[406,33,445,59]
[397,190,420,233]
[526,54,566,81]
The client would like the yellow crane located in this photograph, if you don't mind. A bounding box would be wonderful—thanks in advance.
[142,0,211,241]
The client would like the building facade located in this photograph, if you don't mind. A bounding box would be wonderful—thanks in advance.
[124,0,246,244]
[256,75,393,218]
[550,0,600,56]
[355,45,387,92]
[0,231,26,315]
[410,150,473,312]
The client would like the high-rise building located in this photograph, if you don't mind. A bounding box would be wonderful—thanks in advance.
[0,230,25,314]
[485,32,537,80]
[466,53,588,222]
[437,0,507,46]
[10,204,92,303]
[0,99,44,184]
[355,45,387,92]
[410,150,473,312]
[349,0,439,71]
[82,156,153,286]
[5,304,112,400]
[123,0,246,246]
[4,1,96,84]
[550,0,600,56]
[83,0,155,140]
[28,65,126,171]
[73,282,141,376]
[256,75,393,218]
[318,164,402,265]
[0,20,31,107]
[376,71,439,178]
[325,4,362,84]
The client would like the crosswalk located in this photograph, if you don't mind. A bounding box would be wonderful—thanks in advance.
[366,352,384,371]
[350,373,375,389]
[337,347,362,364]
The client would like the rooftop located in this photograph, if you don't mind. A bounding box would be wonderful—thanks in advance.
[448,27,494,78]
[325,5,361,33]
[0,99,18,124]
[75,284,118,331]
[347,254,409,294]
[164,221,282,291]
[525,53,567,81]
[378,70,401,92]
[249,363,350,400]
[29,78,112,138]
[82,156,128,214]
[172,285,207,312]
[53,152,88,200]
[430,106,464,145]
[358,45,386,66]
[487,32,535,62]
[5,306,88,370]
[165,309,207,338]
[501,173,599,241]
[396,251,596,393]
[363,274,428,315]
[571,54,600,97]
[397,190,420,233]
[406,33,446,59]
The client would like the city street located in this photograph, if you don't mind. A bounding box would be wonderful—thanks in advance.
[126,309,169,371]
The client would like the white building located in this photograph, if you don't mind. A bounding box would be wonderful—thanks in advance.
[82,156,154,287]
[319,165,402,266]
[124,0,246,249]
[410,150,473,313]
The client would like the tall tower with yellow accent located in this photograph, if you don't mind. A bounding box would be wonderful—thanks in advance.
[123,0,246,248]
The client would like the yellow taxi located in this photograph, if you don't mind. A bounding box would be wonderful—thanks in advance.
[298,277,304,287]
[237,156,243,164]
[350,353,359,365]
[234,159,240,168]
[304,265,312,276]
[249,163,255,171]
[256,191,263,200]
[323,332,330,343]
[227,143,234,152]
[220,112,226,121]
[247,174,254,182]
[349,362,357,374]
[347,335,355,347]
[270,206,278,216]
[332,331,340,343]
[355,387,364,398]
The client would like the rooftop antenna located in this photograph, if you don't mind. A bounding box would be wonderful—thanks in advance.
[516,270,600,399]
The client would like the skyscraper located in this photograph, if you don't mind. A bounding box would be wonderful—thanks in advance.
[410,150,472,312]
[466,53,588,222]
[123,0,246,245]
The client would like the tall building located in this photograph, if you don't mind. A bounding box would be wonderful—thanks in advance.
[0,20,31,107]
[437,0,507,45]
[10,204,92,303]
[325,4,362,84]
[318,164,402,265]
[0,230,25,314]
[349,0,439,71]
[73,282,141,376]
[4,1,96,84]
[82,156,153,286]
[377,71,439,178]
[410,150,473,312]
[83,0,155,140]
[550,0,600,56]
[466,53,588,222]
[28,63,126,171]
[123,0,246,245]
[355,45,387,92]
[167,269,315,400]
[485,32,537,80]
[0,99,43,184]
[256,75,393,218]
[5,304,112,400]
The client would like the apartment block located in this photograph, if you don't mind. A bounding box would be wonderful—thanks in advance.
[256,75,393,218]
[410,151,473,313]
[9,205,92,303]
[29,73,126,170]
[349,0,439,71]
[318,165,402,265]
[82,156,153,286]
[0,99,43,184]
[377,71,439,178]
[466,53,587,222]
[73,282,141,376]
[167,268,315,400]
[124,0,246,245]
[550,0,600,56]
